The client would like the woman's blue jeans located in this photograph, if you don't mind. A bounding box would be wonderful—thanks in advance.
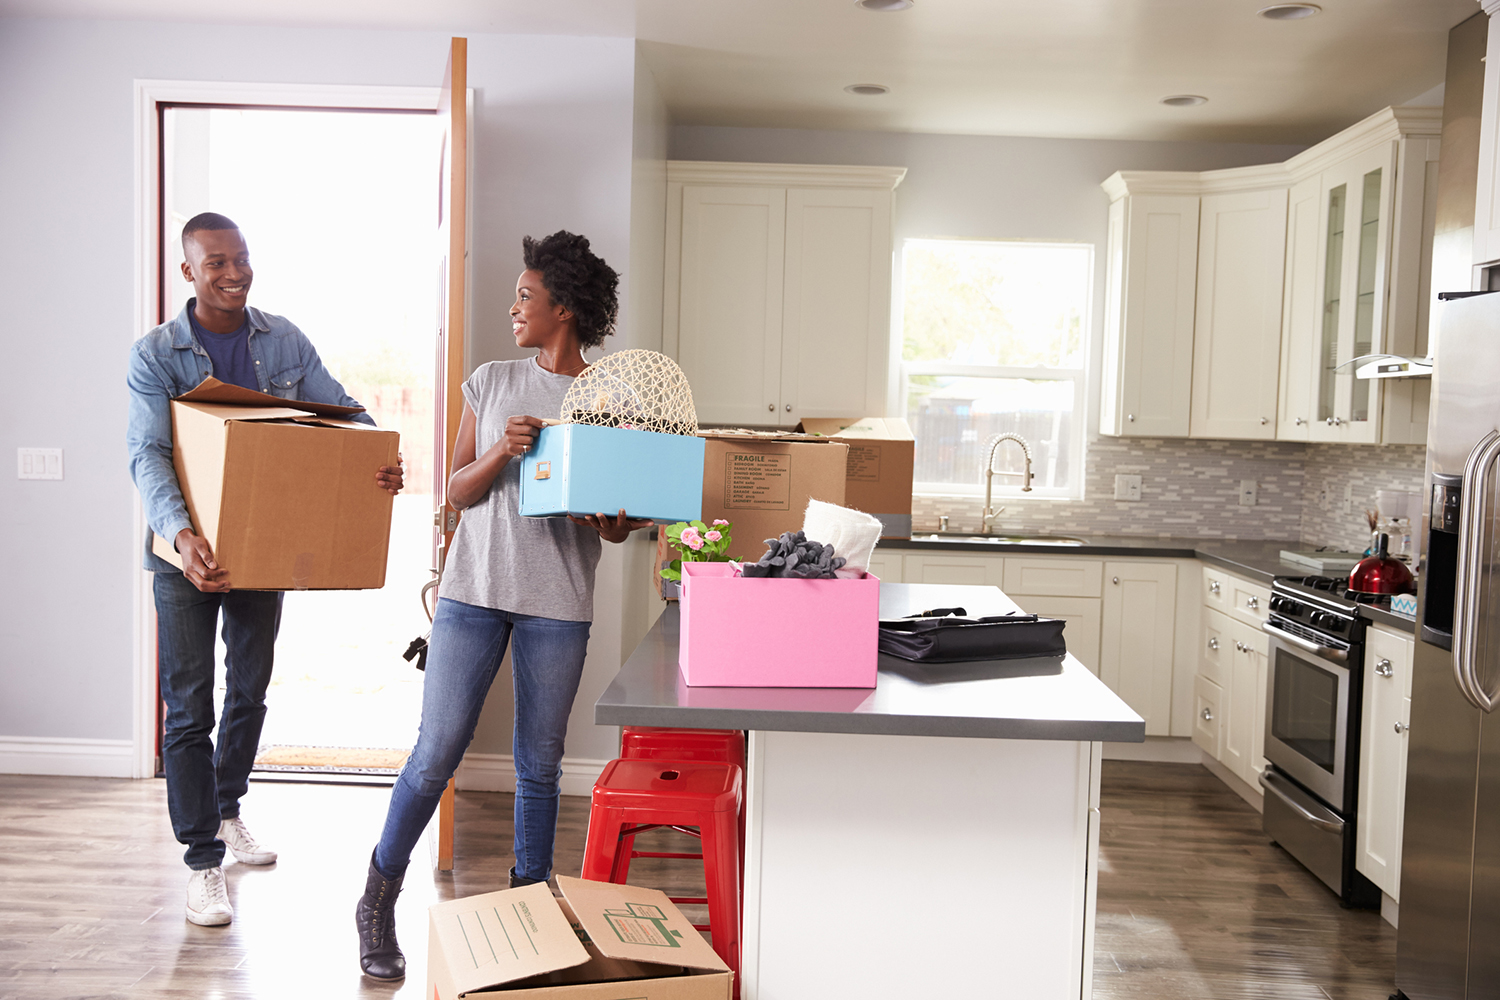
[374,598,591,882]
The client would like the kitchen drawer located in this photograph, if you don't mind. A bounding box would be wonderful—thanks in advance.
[864,552,901,584]
[1193,674,1223,760]
[1003,558,1104,597]
[1202,565,1271,629]
[1200,606,1233,687]
[901,553,1004,587]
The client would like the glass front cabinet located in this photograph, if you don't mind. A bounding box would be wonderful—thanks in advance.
[1278,120,1438,445]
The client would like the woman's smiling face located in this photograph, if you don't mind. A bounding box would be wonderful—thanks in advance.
[510,269,573,349]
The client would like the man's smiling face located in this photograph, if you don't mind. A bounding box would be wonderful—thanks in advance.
[182,228,253,318]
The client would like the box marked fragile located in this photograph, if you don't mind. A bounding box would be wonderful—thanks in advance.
[149,377,398,591]
[428,877,730,999]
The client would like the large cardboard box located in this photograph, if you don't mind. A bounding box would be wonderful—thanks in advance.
[428,876,731,999]
[520,424,705,523]
[149,378,399,591]
[679,562,880,687]
[654,431,848,598]
[796,417,915,538]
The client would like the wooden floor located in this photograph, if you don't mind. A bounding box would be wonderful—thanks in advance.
[0,760,1394,999]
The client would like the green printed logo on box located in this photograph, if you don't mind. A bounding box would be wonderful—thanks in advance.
[602,902,684,948]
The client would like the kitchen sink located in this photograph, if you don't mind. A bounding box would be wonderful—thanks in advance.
[912,533,1088,546]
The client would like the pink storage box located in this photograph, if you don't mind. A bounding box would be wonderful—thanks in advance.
[678,561,880,688]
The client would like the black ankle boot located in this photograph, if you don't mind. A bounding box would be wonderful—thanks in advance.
[509,867,545,888]
[356,849,405,981]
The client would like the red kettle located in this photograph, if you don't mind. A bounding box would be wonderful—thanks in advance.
[1348,533,1415,596]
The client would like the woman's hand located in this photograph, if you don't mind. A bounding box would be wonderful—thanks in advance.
[569,509,654,544]
[499,416,546,458]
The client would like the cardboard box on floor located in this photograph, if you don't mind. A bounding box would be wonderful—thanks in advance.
[149,377,399,591]
[428,876,731,999]
[796,417,914,539]
[654,430,848,597]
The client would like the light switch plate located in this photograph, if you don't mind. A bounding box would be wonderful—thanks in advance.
[1239,479,1257,507]
[1114,474,1142,501]
[17,448,63,480]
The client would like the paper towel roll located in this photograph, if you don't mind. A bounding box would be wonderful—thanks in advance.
[802,499,883,574]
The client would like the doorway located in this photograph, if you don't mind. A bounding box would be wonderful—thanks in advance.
[158,104,438,776]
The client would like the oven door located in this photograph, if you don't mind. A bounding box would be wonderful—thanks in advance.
[1261,622,1352,812]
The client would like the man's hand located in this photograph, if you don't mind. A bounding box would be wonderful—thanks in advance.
[377,451,404,495]
[569,509,654,545]
[499,416,546,458]
[175,528,230,593]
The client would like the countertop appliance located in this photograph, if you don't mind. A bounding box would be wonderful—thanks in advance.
[1396,290,1500,1000]
[1347,533,1416,596]
[1261,575,1381,907]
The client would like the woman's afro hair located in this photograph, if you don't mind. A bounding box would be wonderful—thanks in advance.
[521,231,619,350]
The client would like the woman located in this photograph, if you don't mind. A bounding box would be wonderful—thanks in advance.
[355,231,651,981]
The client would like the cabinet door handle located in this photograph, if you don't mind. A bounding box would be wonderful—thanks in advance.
[767,403,775,412]
[1127,414,1135,422]
[1246,596,1259,610]
[1260,417,1269,425]
[1208,637,1219,651]
[1295,417,1305,426]
[1209,581,1221,595]
[1395,721,1409,734]
[1375,658,1394,677]
[1202,707,1214,722]
[785,404,792,412]
[1112,576,1119,585]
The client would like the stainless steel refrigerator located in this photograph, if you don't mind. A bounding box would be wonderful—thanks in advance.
[1397,289,1500,1000]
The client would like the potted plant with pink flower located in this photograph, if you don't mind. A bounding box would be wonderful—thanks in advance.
[659,519,734,596]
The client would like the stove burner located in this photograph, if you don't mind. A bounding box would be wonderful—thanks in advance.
[1280,574,1391,607]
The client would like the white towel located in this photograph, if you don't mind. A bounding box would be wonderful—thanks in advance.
[802,499,883,574]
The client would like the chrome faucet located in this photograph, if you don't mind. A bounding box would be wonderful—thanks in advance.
[981,433,1033,534]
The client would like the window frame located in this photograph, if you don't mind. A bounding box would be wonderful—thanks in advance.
[897,238,1093,501]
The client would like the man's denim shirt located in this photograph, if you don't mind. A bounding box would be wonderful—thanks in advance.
[127,300,375,572]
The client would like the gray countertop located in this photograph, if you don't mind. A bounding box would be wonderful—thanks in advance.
[595,582,1146,743]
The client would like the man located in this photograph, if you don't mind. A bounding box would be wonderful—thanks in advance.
[126,212,403,926]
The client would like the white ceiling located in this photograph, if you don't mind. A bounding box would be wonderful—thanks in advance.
[0,0,1481,143]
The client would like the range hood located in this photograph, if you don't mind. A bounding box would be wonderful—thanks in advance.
[1336,353,1433,380]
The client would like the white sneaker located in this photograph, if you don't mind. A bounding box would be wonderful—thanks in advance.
[186,866,233,926]
[219,816,278,865]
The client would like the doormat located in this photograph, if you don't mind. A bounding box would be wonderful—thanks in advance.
[254,745,410,775]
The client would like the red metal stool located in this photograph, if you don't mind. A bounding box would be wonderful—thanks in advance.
[619,727,747,877]
[581,758,742,984]
[620,726,746,772]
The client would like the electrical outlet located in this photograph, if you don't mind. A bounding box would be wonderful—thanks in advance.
[1239,479,1257,507]
[17,448,62,480]
[1114,474,1142,501]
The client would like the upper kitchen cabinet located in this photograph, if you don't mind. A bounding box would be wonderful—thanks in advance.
[1101,106,1440,446]
[1277,110,1440,445]
[664,162,906,428]
[1098,182,1199,437]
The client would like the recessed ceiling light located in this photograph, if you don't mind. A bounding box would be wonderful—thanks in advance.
[1257,4,1322,19]
[854,0,914,10]
[845,84,891,96]
[1160,94,1208,107]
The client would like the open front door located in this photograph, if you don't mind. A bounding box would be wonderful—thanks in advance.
[432,36,467,873]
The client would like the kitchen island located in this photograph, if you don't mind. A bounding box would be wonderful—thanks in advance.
[595,582,1144,1000]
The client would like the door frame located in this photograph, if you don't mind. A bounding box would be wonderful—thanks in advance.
[129,78,465,780]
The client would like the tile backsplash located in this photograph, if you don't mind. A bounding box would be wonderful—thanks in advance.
[911,436,1426,549]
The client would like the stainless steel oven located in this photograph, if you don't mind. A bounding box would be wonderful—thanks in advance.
[1260,577,1380,908]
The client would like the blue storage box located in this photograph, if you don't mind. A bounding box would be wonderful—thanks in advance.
[519,423,705,522]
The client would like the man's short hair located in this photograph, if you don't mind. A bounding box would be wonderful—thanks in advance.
[182,212,240,251]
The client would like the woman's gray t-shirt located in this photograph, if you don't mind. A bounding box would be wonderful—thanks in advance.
[439,358,602,622]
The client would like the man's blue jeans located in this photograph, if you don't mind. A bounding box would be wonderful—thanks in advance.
[374,598,590,882]
[154,570,283,870]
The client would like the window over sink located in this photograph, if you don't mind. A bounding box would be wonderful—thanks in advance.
[901,238,1091,499]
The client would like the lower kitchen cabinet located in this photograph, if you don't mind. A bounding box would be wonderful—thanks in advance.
[1221,617,1268,787]
[864,551,901,584]
[900,552,1005,586]
[1193,673,1223,759]
[1358,624,1414,901]
[1020,595,1103,676]
[1198,572,1270,790]
[1100,561,1178,736]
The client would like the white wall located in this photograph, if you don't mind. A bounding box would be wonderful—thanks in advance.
[0,16,640,778]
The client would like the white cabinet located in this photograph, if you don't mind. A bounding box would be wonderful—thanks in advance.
[864,551,901,585]
[1002,557,1103,598]
[900,552,1005,587]
[1100,561,1179,736]
[1221,616,1269,787]
[665,162,904,428]
[1021,595,1103,676]
[1277,111,1440,445]
[1189,188,1288,439]
[1198,570,1271,789]
[1099,187,1199,438]
[1193,674,1224,760]
[1358,625,1415,901]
